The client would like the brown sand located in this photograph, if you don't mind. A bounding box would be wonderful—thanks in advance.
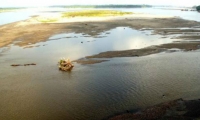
[86,42,200,58]
[0,17,199,48]
[108,98,200,120]
[0,16,200,64]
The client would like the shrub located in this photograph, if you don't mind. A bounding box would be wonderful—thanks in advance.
[196,6,200,11]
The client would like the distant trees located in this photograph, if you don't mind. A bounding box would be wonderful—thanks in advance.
[196,6,200,11]
[192,6,197,8]
[50,5,152,8]
[94,5,152,8]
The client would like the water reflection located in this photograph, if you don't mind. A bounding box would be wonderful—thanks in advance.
[0,27,175,61]
[0,10,36,25]
[24,27,173,60]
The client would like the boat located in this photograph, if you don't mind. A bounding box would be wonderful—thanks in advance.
[59,58,74,71]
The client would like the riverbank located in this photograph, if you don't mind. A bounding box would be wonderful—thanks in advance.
[108,98,200,120]
[0,8,22,13]
[0,14,196,48]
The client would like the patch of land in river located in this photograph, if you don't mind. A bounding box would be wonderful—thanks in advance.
[107,98,200,120]
[0,14,200,64]
[85,42,200,58]
[0,9,19,13]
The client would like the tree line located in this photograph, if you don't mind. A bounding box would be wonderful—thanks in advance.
[196,6,200,11]
[50,5,152,8]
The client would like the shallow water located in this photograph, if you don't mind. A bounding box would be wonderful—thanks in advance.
[109,8,200,22]
[0,27,174,60]
[0,10,36,25]
[0,27,200,119]
[0,8,70,25]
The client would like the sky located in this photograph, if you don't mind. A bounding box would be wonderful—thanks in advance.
[1,0,199,7]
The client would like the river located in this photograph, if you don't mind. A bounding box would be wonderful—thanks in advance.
[0,7,200,120]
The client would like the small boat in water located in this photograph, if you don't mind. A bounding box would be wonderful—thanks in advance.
[58,58,74,71]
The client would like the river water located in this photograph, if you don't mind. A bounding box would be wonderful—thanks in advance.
[0,7,200,120]
[1,48,200,119]
[116,8,200,22]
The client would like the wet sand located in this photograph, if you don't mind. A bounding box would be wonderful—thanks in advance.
[0,16,200,60]
[85,42,200,58]
[108,98,200,120]
[0,16,199,48]
[1,15,200,65]
[74,59,109,65]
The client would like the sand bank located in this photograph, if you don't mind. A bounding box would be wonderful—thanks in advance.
[0,14,200,64]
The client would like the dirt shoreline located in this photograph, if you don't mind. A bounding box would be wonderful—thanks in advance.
[74,42,200,64]
[86,42,200,58]
[0,16,200,64]
[107,98,200,120]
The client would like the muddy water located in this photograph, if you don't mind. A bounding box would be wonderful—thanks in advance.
[1,27,200,120]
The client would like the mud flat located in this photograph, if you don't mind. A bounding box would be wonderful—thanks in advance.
[74,59,109,64]
[0,13,200,64]
[107,98,200,120]
[0,15,199,47]
[84,42,200,58]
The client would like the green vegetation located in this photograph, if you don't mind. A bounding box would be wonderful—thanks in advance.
[0,9,14,13]
[192,6,197,8]
[0,8,22,13]
[36,10,132,23]
[37,18,58,23]
[196,6,200,11]
[62,10,133,17]
[50,5,152,8]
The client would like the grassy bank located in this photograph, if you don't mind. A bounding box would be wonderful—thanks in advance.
[37,18,58,23]
[36,10,133,23]
[62,10,133,17]
[0,9,13,13]
[0,8,20,13]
